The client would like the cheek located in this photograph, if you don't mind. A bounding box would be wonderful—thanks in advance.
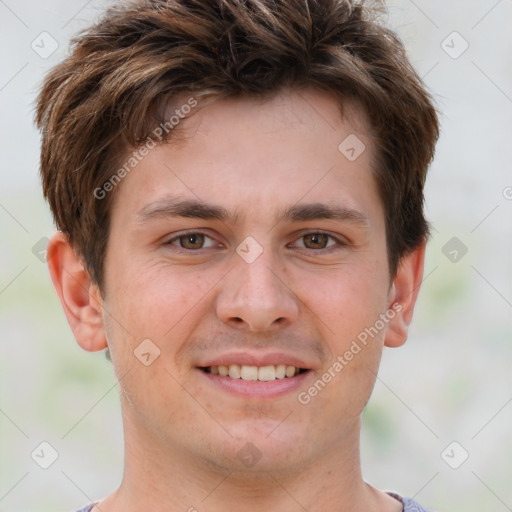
[101,264,201,420]
[297,259,389,414]
[322,266,389,408]
[105,260,220,354]
[297,260,389,343]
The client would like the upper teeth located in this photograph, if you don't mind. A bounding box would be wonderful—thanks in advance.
[208,364,300,381]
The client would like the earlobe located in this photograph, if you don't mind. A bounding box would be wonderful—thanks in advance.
[46,231,107,352]
[384,243,426,348]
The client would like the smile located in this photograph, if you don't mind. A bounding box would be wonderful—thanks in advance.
[199,364,308,381]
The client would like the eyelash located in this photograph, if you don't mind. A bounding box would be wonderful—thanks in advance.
[164,230,347,252]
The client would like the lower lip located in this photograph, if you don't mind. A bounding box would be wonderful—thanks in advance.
[197,368,312,398]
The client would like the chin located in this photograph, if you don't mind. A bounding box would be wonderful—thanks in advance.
[218,420,313,473]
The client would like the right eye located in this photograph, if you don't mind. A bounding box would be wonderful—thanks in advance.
[165,231,219,250]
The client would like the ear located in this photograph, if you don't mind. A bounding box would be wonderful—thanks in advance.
[46,231,107,352]
[384,242,426,348]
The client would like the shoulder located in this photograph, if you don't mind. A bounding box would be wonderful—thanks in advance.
[71,504,96,512]
[388,492,435,512]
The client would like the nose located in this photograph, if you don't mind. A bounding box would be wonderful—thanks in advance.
[215,250,300,332]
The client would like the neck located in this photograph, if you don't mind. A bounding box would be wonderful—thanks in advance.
[97,405,399,512]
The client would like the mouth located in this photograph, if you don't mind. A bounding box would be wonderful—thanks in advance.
[198,364,310,381]
[195,352,315,397]
[196,364,312,398]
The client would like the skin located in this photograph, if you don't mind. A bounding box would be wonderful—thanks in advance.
[47,87,425,512]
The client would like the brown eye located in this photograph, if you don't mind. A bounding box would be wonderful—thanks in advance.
[177,233,205,249]
[301,233,330,249]
[166,232,218,251]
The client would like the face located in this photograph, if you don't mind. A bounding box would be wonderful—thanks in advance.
[93,88,399,474]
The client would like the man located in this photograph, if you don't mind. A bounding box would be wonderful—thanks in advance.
[35,0,439,510]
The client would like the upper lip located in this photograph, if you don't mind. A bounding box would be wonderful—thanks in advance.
[197,352,314,370]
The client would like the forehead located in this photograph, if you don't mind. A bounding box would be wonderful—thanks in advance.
[179,88,372,147]
[109,87,380,225]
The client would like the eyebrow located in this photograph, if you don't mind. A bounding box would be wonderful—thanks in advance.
[135,197,369,228]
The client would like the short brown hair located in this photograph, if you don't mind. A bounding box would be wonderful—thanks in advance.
[35,0,439,292]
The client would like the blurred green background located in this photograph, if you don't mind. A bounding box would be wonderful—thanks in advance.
[1,1,511,511]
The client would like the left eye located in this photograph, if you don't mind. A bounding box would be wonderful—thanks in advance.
[293,232,338,250]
